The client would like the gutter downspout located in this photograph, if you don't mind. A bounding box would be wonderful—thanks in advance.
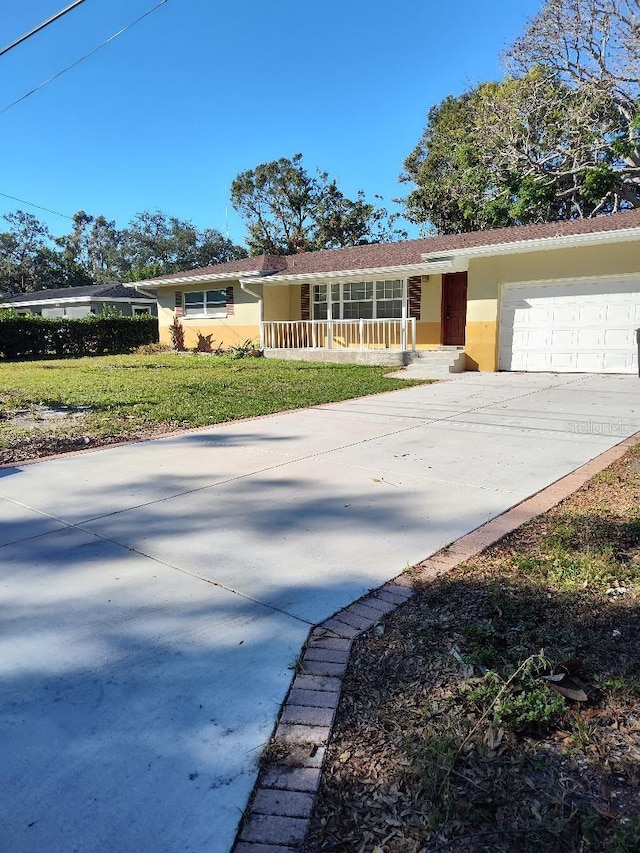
[240,279,264,349]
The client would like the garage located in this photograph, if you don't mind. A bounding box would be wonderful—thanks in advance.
[498,276,640,373]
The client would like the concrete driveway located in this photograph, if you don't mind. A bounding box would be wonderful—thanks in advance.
[1,372,638,853]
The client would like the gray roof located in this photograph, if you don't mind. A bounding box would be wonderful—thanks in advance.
[3,283,155,303]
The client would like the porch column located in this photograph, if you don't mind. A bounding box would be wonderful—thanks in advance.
[401,301,407,351]
[328,301,333,349]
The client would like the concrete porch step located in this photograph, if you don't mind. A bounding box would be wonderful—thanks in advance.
[413,346,464,356]
[390,348,467,379]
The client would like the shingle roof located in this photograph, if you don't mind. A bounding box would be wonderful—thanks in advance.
[133,208,640,285]
[3,283,155,303]
[262,208,640,277]
[144,255,288,282]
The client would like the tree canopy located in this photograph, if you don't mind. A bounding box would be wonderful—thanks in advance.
[230,154,407,255]
[0,209,247,295]
[402,0,640,233]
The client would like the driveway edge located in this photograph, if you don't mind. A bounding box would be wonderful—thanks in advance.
[232,432,640,853]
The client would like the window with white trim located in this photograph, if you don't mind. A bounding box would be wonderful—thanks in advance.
[183,289,227,317]
[311,279,404,320]
[375,280,404,318]
[312,284,328,320]
[343,281,374,319]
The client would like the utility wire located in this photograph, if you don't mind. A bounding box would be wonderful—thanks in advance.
[0,0,170,117]
[0,191,75,219]
[0,0,87,59]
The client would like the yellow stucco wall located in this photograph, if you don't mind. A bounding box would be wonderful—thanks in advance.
[263,285,303,321]
[288,284,303,321]
[157,281,260,349]
[263,286,289,321]
[415,274,442,347]
[465,241,640,371]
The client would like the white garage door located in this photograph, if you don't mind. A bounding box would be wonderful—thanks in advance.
[499,276,640,373]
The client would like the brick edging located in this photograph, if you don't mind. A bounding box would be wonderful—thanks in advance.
[232,433,640,852]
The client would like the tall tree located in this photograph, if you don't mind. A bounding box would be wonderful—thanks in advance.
[401,91,509,234]
[230,154,406,255]
[0,211,91,293]
[120,211,246,279]
[0,208,247,293]
[506,0,639,122]
[506,0,640,210]
[55,211,122,284]
[402,0,640,233]
[196,228,248,267]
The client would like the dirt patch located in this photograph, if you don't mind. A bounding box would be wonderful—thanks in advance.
[1,405,92,430]
[0,422,176,466]
[304,443,640,852]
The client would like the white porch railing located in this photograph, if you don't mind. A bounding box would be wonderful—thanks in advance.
[262,318,417,352]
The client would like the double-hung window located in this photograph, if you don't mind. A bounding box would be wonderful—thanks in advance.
[375,280,404,318]
[311,279,404,320]
[343,282,374,319]
[312,284,328,320]
[183,289,227,317]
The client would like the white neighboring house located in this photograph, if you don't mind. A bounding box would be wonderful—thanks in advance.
[0,283,157,318]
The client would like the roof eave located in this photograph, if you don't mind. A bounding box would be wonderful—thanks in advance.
[128,270,264,288]
[421,225,640,265]
[251,262,441,284]
[2,295,156,307]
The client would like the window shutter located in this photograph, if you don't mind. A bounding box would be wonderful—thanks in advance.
[301,284,310,320]
[225,285,235,316]
[174,291,183,318]
[408,276,422,320]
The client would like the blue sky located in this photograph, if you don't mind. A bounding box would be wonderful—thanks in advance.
[1,0,542,244]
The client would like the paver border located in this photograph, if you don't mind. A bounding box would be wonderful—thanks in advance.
[232,431,640,853]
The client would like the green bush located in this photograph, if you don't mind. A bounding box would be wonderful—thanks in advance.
[0,313,158,359]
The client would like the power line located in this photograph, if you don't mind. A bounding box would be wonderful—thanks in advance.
[0,191,75,220]
[0,1,88,59]
[0,0,170,117]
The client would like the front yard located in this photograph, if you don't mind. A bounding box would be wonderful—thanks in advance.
[306,442,640,852]
[0,354,421,464]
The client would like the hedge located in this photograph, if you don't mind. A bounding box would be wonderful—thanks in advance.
[0,313,159,359]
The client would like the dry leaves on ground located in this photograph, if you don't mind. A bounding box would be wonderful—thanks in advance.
[304,442,640,852]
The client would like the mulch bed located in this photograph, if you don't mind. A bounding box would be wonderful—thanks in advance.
[304,444,640,852]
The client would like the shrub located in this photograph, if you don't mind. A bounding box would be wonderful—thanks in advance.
[193,331,224,354]
[169,317,185,351]
[0,313,158,359]
[136,342,172,355]
[227,338,263,359]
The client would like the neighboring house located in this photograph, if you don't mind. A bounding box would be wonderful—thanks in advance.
[133,209,640,374]
[1,283,157,318]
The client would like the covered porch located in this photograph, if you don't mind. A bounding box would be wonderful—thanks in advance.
[257,271,468,364]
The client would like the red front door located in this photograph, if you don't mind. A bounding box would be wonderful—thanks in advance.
[442,272,468,346]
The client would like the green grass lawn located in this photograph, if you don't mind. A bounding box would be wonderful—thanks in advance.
[0,354,422,462]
